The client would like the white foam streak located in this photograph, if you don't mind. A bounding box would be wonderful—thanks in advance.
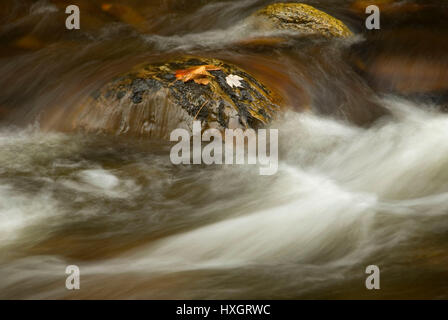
[2,98,448,298]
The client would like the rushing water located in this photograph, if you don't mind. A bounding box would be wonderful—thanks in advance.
[1,0,448,299]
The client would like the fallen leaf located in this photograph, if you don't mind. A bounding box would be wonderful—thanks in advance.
[175,65,221,85]
[193,77,211,85]
[175,66,209,82]
[202,65,221,71]
[226,74,244,88]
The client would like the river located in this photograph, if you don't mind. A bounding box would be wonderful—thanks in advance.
[0,0,448,299]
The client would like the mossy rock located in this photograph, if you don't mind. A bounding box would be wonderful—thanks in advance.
[249,3,353,38]
[72,57,282,139]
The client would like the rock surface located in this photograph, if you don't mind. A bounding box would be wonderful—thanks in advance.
[249,3,353,38]
[71,57,282,139]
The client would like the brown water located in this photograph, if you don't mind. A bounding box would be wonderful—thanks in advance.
[1,0,448,299]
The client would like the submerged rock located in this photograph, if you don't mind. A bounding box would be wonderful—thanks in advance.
[71,57,282,139]
[248,3,353,38]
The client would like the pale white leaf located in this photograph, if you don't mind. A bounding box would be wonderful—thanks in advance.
[225,74,244,88]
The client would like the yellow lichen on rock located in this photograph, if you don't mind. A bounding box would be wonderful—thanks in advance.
[252,3,353,38]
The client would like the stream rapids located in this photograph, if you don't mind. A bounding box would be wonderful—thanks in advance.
[1,0,448,299]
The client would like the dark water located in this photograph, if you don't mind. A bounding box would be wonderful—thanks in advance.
[1,0,448,299]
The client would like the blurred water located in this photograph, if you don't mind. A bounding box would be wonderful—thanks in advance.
[0,0,448,299]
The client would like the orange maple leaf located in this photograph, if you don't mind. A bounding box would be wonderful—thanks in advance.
[175,65,221,85]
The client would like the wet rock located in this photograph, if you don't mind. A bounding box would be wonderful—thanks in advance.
[248,3,353,38]
[71,57,282,139]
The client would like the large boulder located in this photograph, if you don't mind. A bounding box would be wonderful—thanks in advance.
[71,57,283,139]
[248,3,353,38]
